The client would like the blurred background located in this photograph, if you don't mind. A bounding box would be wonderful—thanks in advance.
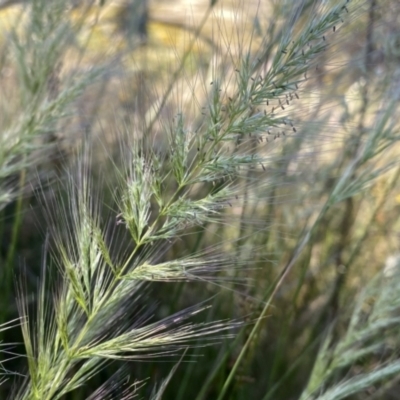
[1,0,400,399]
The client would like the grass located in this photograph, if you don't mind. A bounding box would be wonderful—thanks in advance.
[1,0,400,398]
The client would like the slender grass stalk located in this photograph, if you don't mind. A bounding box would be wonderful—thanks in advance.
[1,0,400,398]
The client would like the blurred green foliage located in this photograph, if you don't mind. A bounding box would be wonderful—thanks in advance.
[1,0,400,399]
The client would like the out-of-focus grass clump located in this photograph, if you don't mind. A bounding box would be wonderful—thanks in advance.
[1,0,400,399]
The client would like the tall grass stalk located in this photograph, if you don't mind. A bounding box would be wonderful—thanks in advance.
[1,0,400,398]
[0,0,104,344]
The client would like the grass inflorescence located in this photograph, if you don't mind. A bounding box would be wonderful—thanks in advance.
[1,0,400,398]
